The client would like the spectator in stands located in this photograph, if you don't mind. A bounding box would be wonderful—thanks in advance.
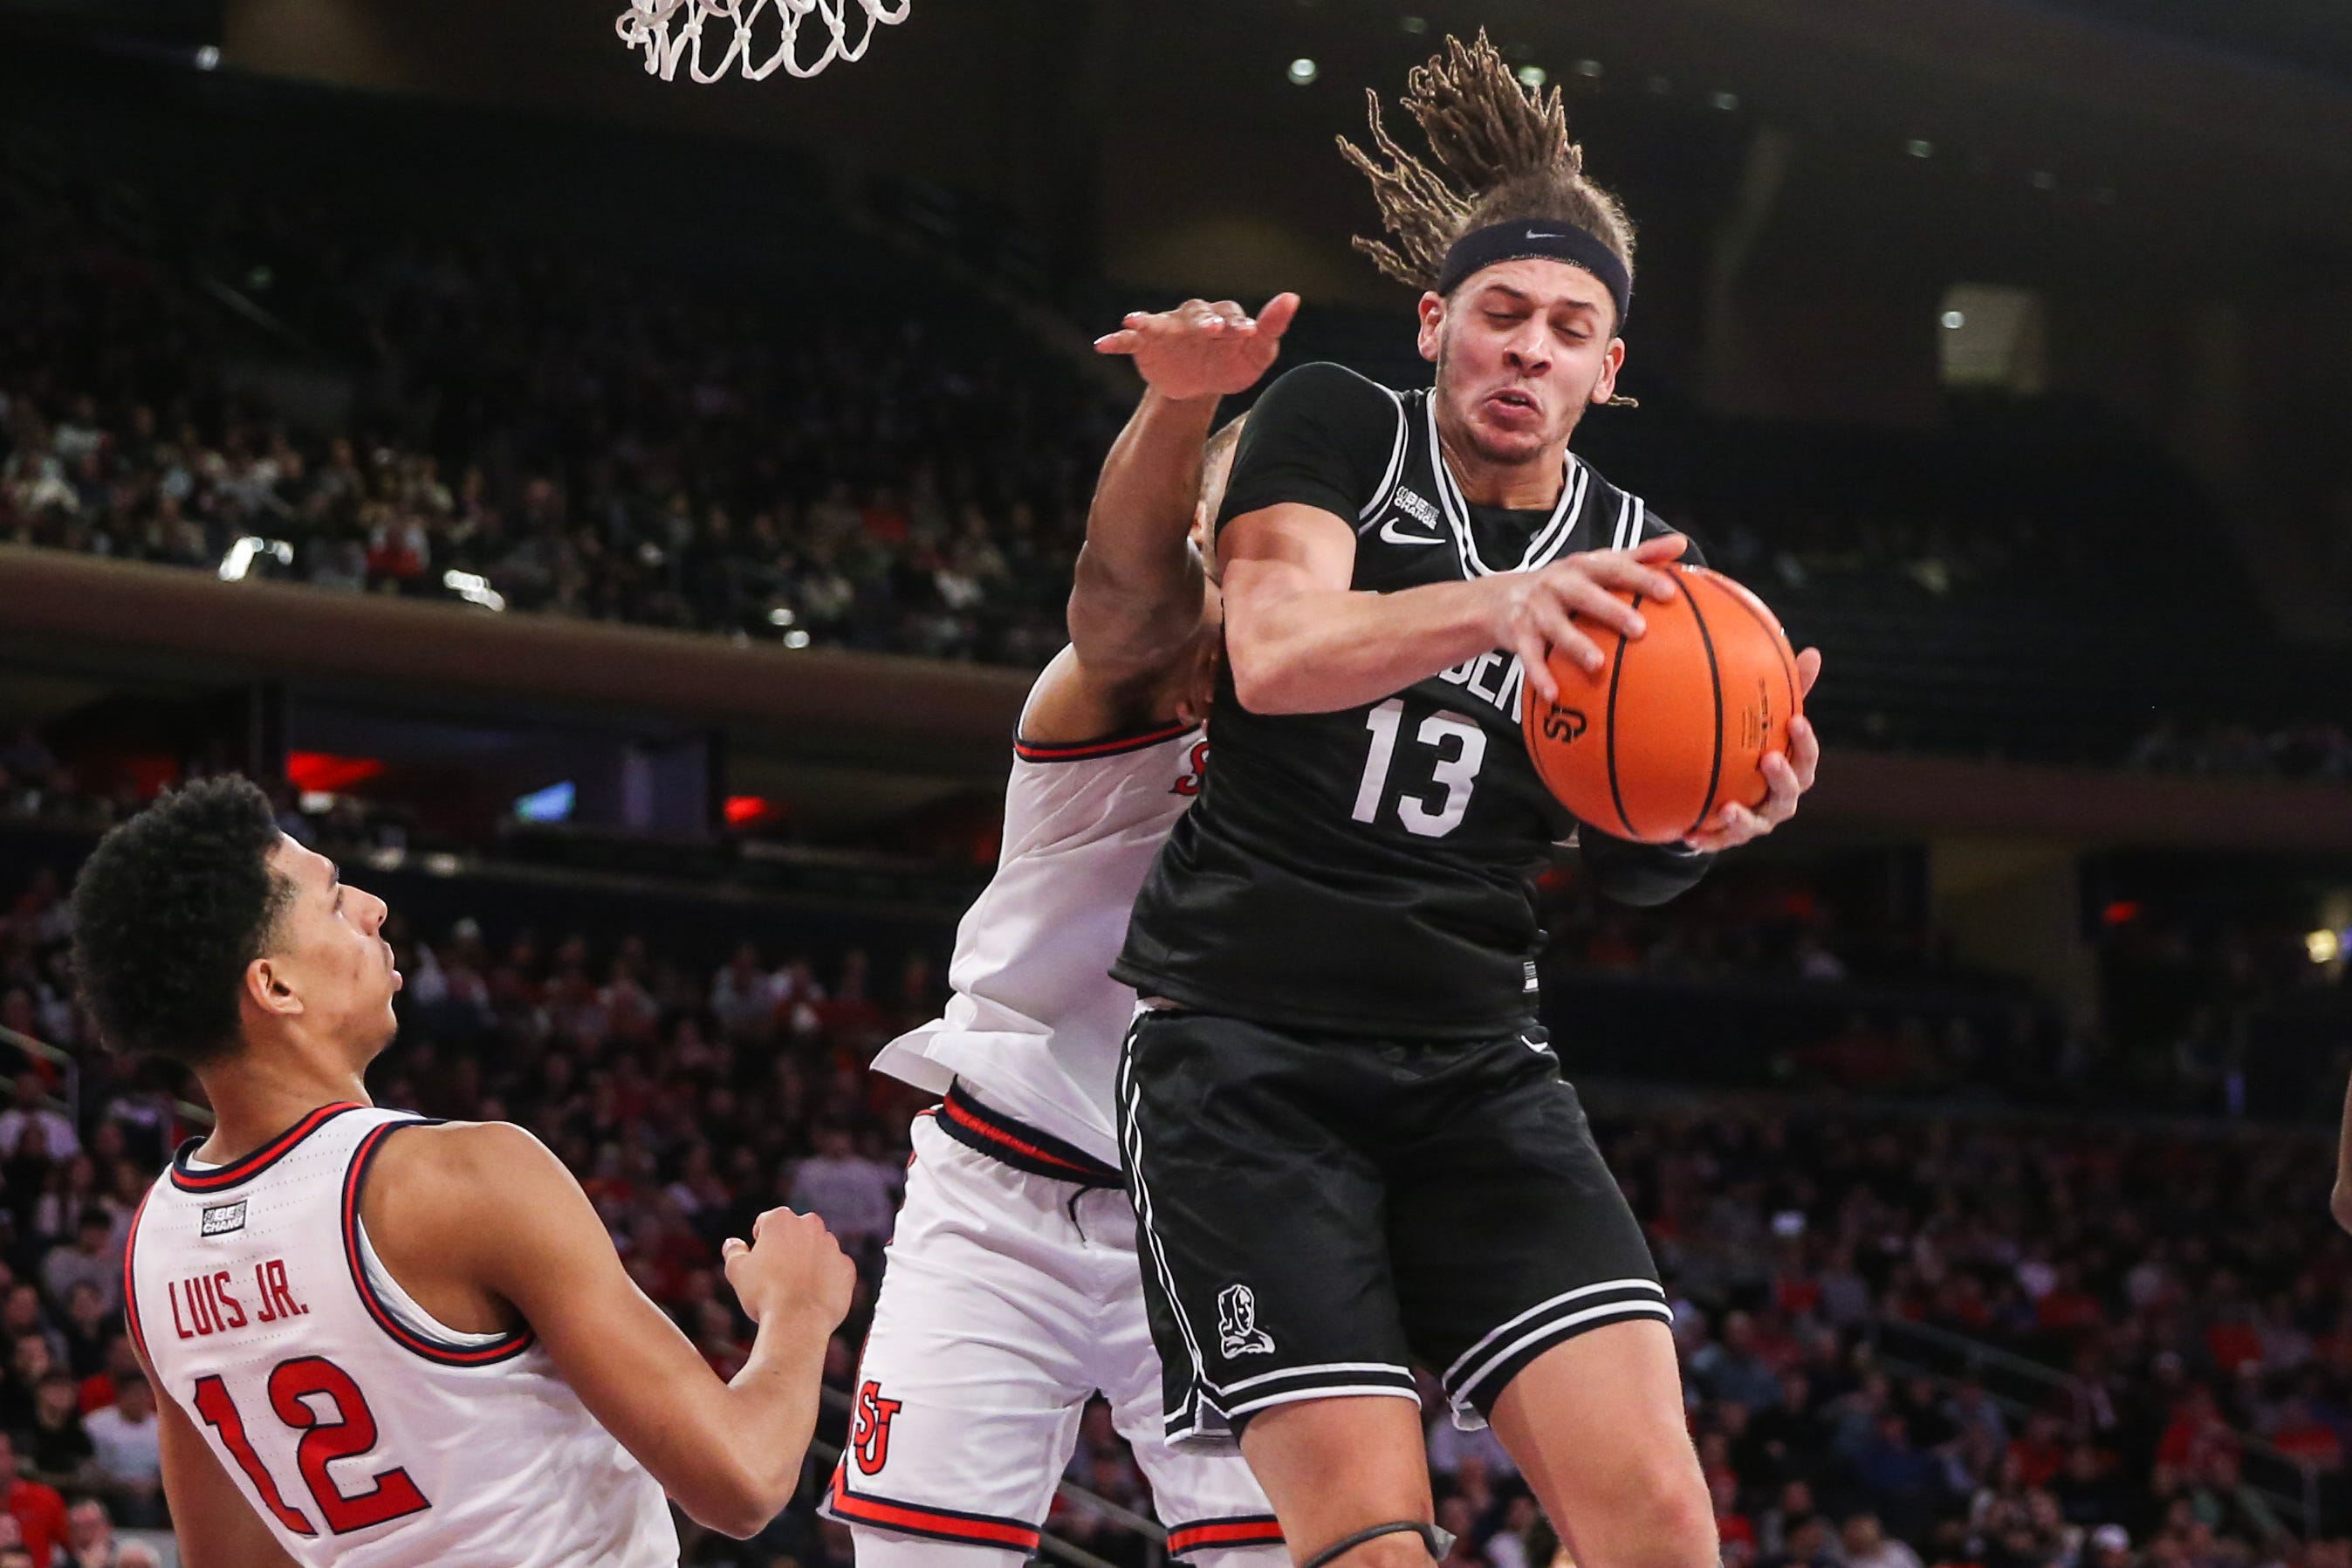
[70,1337,132,1424]
[786,1124,898,1256]
[37,1219,115,1319]
[710,941,781,1042]
[0,1081,76,1163]
[1762,1514,1841,1568]
[0,1432,65,1568]
[62,1497,115,1568]
[79,1379,158,1530]
[0,1342,48,1437]
[24,1374,90,1493]
[53,1290,106,1387]
[1841,1512,1924,1568]
[1428,1401,1520,1487]
[2085,1523,2133,1568]
[1695,1312,1787,1411]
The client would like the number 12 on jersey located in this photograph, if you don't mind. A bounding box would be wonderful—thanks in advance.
[1351,697,1488,838]
[195,1360,430,1537]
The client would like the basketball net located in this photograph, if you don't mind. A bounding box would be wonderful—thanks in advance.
[614,0,910,82]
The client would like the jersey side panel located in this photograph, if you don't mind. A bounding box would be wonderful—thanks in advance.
[873,708,1206,1168]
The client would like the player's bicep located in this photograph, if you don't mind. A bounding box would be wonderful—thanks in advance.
[1220,503,1357,593]
[1218,503,1361,699]
[424,1128,739,1497]
[149,1359,300,1568]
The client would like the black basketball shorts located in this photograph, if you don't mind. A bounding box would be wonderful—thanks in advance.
[1115,1008,1670,1447]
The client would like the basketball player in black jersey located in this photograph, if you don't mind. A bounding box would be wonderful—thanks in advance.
[1111,37,1821,1568]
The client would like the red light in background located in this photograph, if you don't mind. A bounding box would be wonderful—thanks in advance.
[120,756,180,798]
[285,751,386,792]
[2102,900,2143,926]
[724,795,776,827]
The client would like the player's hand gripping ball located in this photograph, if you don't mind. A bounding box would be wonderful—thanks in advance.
[1522,565,1806,845]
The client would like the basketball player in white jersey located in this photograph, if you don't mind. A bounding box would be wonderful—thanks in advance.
[826,295,1298,1565]
[70,776,858,1566]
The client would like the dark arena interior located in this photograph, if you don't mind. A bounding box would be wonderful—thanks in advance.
[5,1,2352,1565]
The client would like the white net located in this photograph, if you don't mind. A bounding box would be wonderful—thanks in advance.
[614,0,911,83]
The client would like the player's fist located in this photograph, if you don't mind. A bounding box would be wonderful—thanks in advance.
[721,1208,856,1331]
[1093,293,1301,402]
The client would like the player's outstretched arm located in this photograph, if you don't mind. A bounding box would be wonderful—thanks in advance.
[372,1122,854,1538]
[142,1345,301,1568]
[1075,293,1297,690]
[1220,505,1688,715]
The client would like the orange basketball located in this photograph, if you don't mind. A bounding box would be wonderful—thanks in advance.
[1521,565,1802,845]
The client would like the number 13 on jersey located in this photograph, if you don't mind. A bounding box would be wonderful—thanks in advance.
[1351,696,1488,838]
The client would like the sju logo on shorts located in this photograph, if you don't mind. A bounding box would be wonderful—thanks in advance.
[1217,1284,1276,1358]
[852,1380,902,1476]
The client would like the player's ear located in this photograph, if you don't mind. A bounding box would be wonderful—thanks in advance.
[1589,338,1627,406]
[1416,291,1446,364]
[246,955,305,1019]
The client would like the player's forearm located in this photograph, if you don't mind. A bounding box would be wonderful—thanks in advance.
[1226,568,1504,715]
[1067,387,1218,681]
[696,1306,836,1537]
[1580,828,1713,907]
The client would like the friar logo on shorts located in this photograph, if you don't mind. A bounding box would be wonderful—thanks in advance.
[1217,1284,1276,1358]
[199,1201,246,1238]
[851,1380,902,1476]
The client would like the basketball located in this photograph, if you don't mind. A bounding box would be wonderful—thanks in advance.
[1522,565,1803,845]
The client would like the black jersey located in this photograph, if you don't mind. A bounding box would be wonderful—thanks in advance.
[1113,362,1705,1038]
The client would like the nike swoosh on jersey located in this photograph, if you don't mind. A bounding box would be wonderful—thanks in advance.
[1378,517,1447,546]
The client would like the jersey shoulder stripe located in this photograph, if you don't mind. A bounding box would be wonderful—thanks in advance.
[168,1101,365,1193]
[1354,384,1410,525]
[121,1184,157,1363]
[1013,720,1197,764]
[340,1120,537,1367]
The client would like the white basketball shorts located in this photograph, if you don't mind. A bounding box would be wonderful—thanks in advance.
[826,1088,1282,1559]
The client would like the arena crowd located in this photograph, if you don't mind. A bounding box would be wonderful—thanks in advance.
[7,181,2324,784]
[2,848,2350,1566]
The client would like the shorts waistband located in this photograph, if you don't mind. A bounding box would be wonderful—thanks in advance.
[937,1083,1123,1188]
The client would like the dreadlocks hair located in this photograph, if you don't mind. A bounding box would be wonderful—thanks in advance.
[1339,30,1637,303]
[71,774,291,1065]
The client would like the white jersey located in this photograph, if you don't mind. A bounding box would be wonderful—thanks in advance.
[873,695,1207,1169]
[126,1104,677,1568]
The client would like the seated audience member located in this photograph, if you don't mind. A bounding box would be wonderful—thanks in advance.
[78,1381,158,1530]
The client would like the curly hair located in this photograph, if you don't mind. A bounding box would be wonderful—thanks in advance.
[71,776,291,1065]
[1338,30,1636,298]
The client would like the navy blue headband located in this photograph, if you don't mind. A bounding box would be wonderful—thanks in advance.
[1436,218,1632,327]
